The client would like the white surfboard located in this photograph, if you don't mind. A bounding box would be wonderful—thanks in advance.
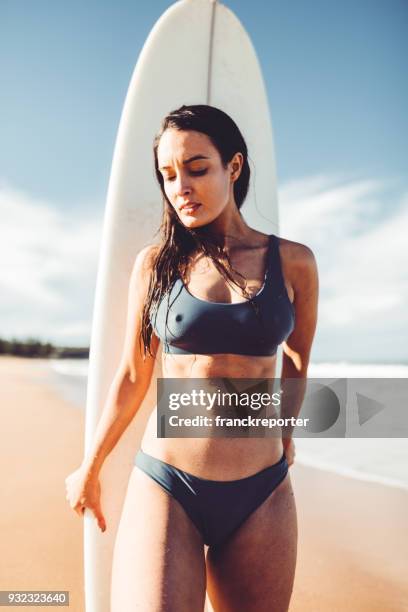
[84,1,280,610]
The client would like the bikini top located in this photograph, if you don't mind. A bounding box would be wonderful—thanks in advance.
[150,234,295,356]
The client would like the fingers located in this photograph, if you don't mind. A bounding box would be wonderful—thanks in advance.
[64,474,106,532]
[75,502,106,531]
[79,499,106,532]
[93,500,107,532]
[74,501,86,517]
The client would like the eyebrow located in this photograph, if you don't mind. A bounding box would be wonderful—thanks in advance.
[159,155,210,171]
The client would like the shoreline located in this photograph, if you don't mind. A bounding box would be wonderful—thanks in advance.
[44,355,408,491]
[1,355,407,611]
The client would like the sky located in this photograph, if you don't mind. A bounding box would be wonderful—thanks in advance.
[1,0,407,363]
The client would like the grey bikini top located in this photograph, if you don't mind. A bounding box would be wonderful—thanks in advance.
[150,234,295,356]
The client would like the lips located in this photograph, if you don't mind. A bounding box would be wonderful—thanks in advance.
[180,202,201,212]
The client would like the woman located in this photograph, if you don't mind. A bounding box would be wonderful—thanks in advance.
[65,104,318,611]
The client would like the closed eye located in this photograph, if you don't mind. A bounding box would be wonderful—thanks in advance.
[165,169,207,181]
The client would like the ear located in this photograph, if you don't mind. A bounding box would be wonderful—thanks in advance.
[230,152,244,181]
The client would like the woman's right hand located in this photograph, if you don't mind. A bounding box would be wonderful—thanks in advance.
[65,467,107,532]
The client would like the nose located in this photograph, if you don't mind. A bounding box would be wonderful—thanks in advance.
[174,174,192,196]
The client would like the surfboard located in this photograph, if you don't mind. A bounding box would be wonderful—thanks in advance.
[84,1,280,610]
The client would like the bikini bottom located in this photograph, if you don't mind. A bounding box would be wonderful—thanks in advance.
[134,448,288,548]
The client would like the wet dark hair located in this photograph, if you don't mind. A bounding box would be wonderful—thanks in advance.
[140,104,254,358]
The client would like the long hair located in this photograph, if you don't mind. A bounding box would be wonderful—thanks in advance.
[140,104,254,358]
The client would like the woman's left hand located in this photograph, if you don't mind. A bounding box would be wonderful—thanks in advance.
[282,438,296,467]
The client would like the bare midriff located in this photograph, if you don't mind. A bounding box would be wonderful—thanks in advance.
[140,351,284,481]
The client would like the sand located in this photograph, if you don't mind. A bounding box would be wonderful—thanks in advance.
[0,355,407,611]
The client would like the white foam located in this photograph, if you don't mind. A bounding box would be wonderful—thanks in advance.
[308,361,408,378]
[48,359,408,380]
[295,451,408,491]
[49,358,88,378]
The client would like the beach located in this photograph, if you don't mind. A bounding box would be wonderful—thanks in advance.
[0,356,85,612]
[0,355,407,611]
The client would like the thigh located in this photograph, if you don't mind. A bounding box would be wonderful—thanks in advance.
[205,472,297,612]
[111,465,207,612]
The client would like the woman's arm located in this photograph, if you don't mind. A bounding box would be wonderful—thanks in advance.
[81,244,160,479]
[280,243,319,447]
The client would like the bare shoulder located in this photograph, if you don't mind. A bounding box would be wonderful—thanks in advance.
[126,243,161,304]
[132,242,160,277]
[277,236,318,299]
[277,235,317,271]
[279,237,316,266]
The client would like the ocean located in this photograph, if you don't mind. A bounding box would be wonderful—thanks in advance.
[44,358,408,491]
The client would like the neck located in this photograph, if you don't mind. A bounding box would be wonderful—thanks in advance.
[201,202,253,251]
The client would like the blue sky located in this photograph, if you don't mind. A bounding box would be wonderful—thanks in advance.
[1,0,407,362]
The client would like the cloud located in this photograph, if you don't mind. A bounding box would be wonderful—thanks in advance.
[279,174,408,361]
[0,180,102,345]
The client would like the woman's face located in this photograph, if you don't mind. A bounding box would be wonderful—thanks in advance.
[157,128,242,228]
